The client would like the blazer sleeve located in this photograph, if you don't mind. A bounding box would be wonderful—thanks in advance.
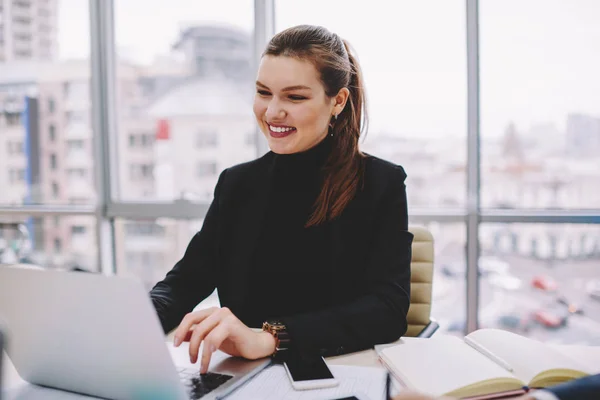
[545,374,600,400]
[149,169,227,333]
[281,165,412,356]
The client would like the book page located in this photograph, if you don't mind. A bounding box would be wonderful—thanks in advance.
[380,336,518,397]
[467,329,592,384]
[549,344,600,374]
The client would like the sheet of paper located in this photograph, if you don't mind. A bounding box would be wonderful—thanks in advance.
[227,364,393,400]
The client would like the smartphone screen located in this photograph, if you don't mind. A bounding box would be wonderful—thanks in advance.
[284,354,334,381]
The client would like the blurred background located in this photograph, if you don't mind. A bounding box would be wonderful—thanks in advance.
[0,0,599,345]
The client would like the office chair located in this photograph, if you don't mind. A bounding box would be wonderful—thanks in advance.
[405,226,439,338]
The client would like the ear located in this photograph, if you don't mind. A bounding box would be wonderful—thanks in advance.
[332,87,350,116]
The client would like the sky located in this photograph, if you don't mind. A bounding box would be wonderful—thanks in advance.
[57,0,600,139]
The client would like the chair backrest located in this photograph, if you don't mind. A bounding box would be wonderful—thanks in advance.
[405,226,434,337]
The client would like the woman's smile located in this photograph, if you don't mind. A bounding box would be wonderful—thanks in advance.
[268,123,297,139]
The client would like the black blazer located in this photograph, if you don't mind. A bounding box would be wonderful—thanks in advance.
[547,373,600,400]
[150,151,413,356]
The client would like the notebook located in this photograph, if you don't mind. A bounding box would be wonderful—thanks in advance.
[378,329,600,399]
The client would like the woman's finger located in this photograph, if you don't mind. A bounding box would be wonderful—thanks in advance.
[173,307,218,347]
[188,309,228,363]
[199,318,234,374]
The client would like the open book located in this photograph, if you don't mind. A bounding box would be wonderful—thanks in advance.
[378,329,600,399]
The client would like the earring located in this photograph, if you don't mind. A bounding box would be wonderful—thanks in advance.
[329,114,337,137]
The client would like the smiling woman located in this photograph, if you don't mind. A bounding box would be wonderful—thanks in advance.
[150,24,413,374]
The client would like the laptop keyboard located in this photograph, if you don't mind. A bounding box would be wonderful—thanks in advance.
[178,368,234,399]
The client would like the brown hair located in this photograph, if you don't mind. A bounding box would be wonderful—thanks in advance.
[264,25,368,227]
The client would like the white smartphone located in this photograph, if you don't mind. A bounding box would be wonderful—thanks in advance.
[283,354,339,390]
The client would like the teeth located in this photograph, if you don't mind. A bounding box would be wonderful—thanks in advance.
[269,124,295,133]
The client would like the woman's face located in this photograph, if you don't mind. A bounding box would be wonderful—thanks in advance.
[253,55,345,154]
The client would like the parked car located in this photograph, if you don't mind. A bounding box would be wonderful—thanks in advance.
[532,309,568,328]
[586,280,600,301]
[556,296,584,315]
[531,275,558,292]
[497,314,530,333]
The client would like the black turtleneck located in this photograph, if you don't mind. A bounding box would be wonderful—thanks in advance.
[242,136,334,328]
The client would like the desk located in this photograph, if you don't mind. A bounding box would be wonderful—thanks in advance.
[2,341,386,399]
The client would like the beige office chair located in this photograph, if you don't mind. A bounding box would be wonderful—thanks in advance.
[405,225,439,337]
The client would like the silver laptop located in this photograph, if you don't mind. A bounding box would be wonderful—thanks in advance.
[0,266,271,400]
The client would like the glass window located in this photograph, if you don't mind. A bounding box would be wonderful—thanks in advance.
[423,223,467,336]
[479,223,600,345]
[197,161,217,178]
[50,153,57,170]
[196,129,218,148]
[54,238,62,253]
[51,182,59,198]
[480,1,600,209]
[0,1,93,207]
[71,225,86,235]
[114,218,218,308]
[0,216,97,271]
[114,0,255,202]
[276,0,467,209]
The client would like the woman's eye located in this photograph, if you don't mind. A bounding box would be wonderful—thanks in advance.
[289,95,307,101]
[257,90,271,96]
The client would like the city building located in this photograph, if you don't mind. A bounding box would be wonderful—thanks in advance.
[0,0,57,62]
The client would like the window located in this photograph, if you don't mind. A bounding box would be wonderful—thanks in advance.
[479,223,600,344]
[49,124,56,141]
[197,161,217,178]
[54,238,62,253]
[67,168,86,180]
[276,0,467,209]
[128,133,154,148]
[129,164,154,180]
[140,134,153,147]
[8,169,25,183]
[480,1,600,209]
[71,226,86,235]
[6,113,21,126]
[196,130,218,148]
[48,98,55,114]
[50,153,57,170]
[7,141,23,154]
[51,182,59,198]
[67,139,85,152]
[124,221,166,237]
[115,219,204,291]
[114,0,255,202]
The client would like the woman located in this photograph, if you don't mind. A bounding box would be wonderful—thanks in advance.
[150,24,413,374]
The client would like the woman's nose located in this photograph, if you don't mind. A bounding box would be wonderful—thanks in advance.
[265,100,285,120]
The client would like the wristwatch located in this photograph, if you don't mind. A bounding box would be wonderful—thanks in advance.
[262,320,291,358]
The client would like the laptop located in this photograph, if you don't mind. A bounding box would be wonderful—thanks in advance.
[0,266,271,400]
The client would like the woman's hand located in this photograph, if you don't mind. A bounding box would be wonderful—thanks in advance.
[172,307,276,373]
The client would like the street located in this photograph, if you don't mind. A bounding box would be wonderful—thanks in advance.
[432,254,600,345]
